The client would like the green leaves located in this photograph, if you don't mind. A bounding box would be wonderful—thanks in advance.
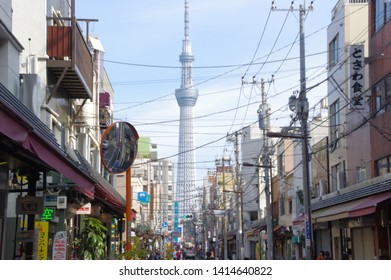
[122,237,149,260]
[77,217,108,260]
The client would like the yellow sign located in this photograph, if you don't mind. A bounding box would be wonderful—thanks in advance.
[256,242,261,260]
[35,221,49,260]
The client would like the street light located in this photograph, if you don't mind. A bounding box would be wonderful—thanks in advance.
[242,162,273,260]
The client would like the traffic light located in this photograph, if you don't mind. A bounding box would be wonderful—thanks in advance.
[182,214,193,219]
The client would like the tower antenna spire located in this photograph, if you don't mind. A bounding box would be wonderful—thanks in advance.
[184,0,189,39]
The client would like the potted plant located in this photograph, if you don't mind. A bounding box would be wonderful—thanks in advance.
[76,217,107,260]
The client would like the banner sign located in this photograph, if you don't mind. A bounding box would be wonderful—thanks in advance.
[349,45,365,109]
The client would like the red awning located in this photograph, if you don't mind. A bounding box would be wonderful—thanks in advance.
[292,214,304,226]
[348,191,391,218]
[308,191,391,223]
[0,89,95,199]
[75,150,125,214]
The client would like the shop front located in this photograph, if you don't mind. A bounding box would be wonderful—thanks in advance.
[0,84,125,259]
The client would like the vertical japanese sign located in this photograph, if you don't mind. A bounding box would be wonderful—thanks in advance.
[35,221,48,260]
[52,231,67,260]
[174,201,179,243]
[349,45,365,109]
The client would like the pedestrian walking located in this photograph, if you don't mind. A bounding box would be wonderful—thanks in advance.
[317,250,325,260]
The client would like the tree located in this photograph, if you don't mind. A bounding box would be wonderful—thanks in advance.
[76,217,107,260]
[122,237,149,260]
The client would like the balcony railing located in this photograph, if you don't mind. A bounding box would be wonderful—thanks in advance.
[47,18,93,102]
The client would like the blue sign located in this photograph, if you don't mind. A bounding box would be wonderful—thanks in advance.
[137,192,149,203]
[305,221,310,240]
[162,222,168,228]
[174,201,179,232]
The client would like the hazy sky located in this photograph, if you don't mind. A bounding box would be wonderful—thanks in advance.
[76,0,339,184]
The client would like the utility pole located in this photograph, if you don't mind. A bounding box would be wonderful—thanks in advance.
[258,78,273,260]
[222,157,228,260]
[242,75,274,260]
[228,131,243,259]
[217,156,230,260]
[272,0,314,259]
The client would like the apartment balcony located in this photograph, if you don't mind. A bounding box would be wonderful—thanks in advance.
[47,19,93,101]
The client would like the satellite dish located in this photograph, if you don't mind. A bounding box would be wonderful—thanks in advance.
[100,122,139,174]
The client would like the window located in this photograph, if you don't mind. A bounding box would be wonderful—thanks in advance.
[376,156,390,176]
[277,153,285,177]
[371,75,391,114]
[250,211,258,221]
[51,118,62,143]
[331,165,338,192]
[331,162,345,192]
[374,0,391,32]
[329,34,339,69]
[386,76,391,110]
[279,193,285,216]
[374,81,385,115]
[329,99,340,149]
[356,165,366,183]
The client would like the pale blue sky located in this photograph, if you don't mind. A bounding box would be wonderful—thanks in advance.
[76,0,338,184]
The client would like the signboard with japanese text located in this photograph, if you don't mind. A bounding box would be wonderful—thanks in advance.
[41,207,55,221]
[174,201,179,235]
[52,231,67,260]
[137,192,149,203]
[44,194,57,207]
[16,196,44,215]
[76,203,91,214]
[305,214,311,248]
[349,45,365,110]
[35,221,49,260]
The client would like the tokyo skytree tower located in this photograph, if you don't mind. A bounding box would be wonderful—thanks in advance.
[175,0,198,217]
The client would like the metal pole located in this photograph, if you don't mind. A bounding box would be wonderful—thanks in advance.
[125,168,132,253]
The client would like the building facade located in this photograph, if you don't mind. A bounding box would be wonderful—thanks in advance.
[0,0,126,260]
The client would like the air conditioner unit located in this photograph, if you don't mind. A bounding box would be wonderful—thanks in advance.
[20,74,41,117]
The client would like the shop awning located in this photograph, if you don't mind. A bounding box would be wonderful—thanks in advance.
[312,191,391,223]
[75,150,126,215]
[313,198,365,222]
[0,82,95,199]
[292,214,304,226]
[245,225,266,237]
[348,191,391,218]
